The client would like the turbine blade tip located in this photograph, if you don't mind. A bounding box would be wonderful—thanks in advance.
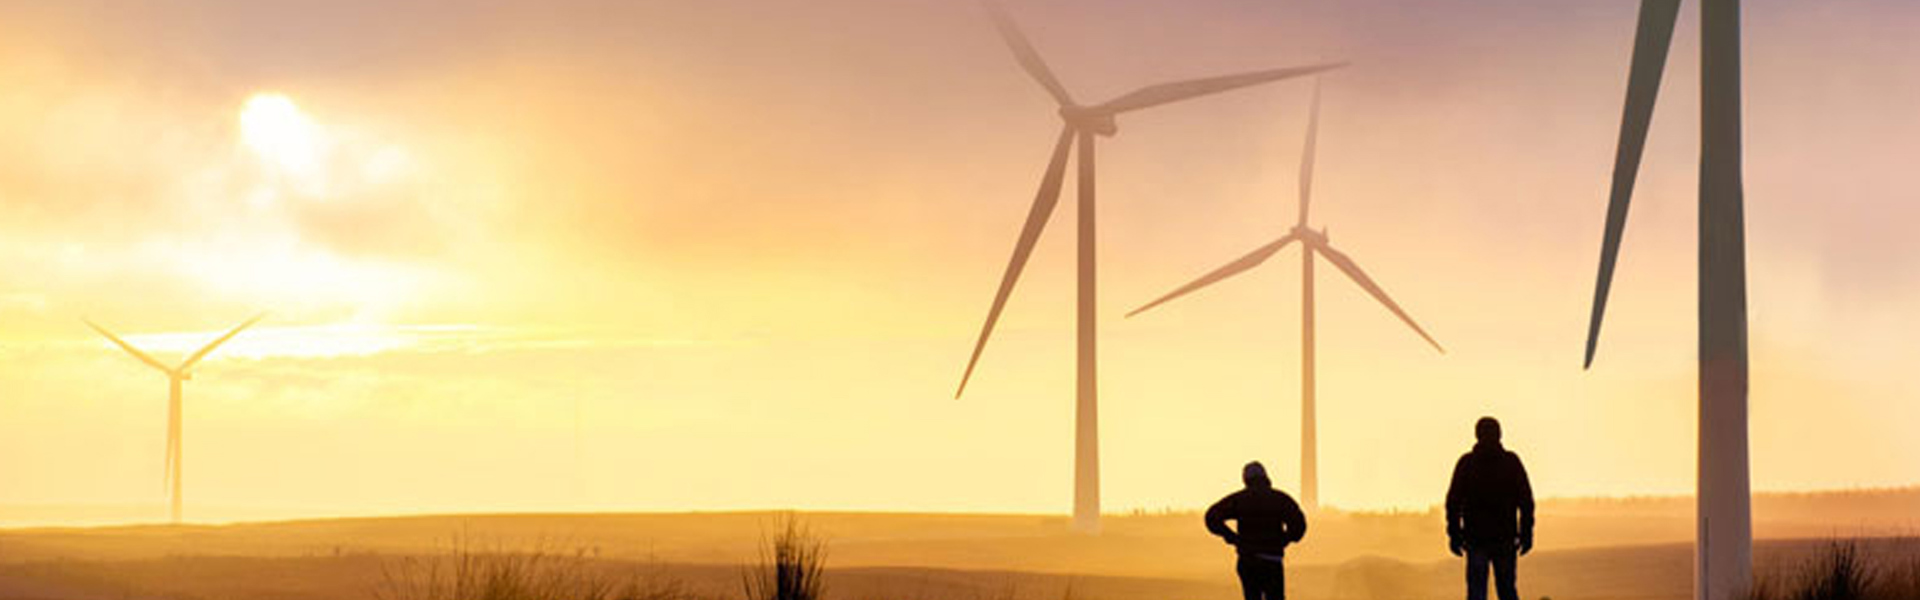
[954,369,977,399]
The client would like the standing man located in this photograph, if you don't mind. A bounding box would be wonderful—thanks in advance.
[1206,461,1308,600]
[1446,417,1536,600]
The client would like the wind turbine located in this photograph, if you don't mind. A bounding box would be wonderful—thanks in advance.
[85,314,263,524]
[1583,1,1751,598]
[955,0,1344,533]
[1125,79,1443,512]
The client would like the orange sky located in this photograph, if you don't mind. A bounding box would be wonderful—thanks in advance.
[0,0,1916,523]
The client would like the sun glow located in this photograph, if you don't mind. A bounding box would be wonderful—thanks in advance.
[239,93,325,180]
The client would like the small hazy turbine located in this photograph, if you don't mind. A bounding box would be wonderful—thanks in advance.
[85,314,263,524]
[1126,79,1443,512]
[955,0,1344,533]
[1583,1,1752,598]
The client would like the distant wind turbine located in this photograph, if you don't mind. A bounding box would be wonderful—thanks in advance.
[955,0,1344,533]
[1125,79,1443,512]
[1582,1,1751,599]
[85,314,263,524]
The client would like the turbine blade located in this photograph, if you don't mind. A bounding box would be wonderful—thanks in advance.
[1587,0,1681,369]
[84,319,171,373]
[982,0,1075,107]
[956,126,1076,398]
[1314,240,1445,354]
[1126,233,1299,318]
[1297,77,1322,226]
[1094,62,1345,115]
[178,313,264,371]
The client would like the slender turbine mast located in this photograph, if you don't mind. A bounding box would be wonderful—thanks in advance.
[1584,1,1750,599]
[86,314,263,524]
[956,1,1343,532]
[1126,79,1443,512]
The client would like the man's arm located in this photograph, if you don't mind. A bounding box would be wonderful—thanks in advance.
[1203,495,1240,545]
[1284,496,1308,544]
[1445,456,1468,537]
[1515,454,1536,554]
[1445,455,1469,555]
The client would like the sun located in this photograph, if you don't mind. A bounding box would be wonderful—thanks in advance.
[239,93,325,178]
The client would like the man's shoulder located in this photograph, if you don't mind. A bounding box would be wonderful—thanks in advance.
[1249,487,1301,508]
[1460,448,1524,463]
[1213,488,1249,506]
[1259,487,1299,503]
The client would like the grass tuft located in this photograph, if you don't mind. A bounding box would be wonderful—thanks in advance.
[742,516,828,600]
[1747,539,1920,600]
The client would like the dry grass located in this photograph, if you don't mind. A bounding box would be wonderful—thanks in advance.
[742,516,828,600]
[1748,539,1920,600]
[376,541,703,600]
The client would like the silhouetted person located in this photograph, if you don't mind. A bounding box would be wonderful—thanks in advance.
[1446,417,1535,600]
[1206,461,1308,600]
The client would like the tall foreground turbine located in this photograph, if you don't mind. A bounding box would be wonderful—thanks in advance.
[1126,80,1443,511]
[955,1,1342,532]
[1583,1,1751,599]
[86,315,263,524]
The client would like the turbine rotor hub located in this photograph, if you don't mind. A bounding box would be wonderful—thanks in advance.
[1059,105,1117,137]
[1293,225,1327,244]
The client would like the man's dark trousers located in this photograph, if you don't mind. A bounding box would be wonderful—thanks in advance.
[1236,555,1285,600]
[1465,542,1519,600]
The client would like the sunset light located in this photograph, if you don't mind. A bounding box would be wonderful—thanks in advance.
[239,93,325,181]
[0,2,1916,599]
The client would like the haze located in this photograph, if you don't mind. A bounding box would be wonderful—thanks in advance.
[0,0,1916,524]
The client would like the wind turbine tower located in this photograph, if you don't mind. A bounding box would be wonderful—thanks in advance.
[1583,1,1752,598]
[1127,79,1443,511]
[86,314,263,524]
[956,0,1343,532]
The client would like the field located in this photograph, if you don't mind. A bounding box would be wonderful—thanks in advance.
[0,489,1915,600]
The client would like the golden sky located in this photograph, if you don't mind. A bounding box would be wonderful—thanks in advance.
[0,0,1916,522]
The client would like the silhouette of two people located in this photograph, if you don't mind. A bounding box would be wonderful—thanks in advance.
[1205,461,1307,600]
[1446,417,1536,600]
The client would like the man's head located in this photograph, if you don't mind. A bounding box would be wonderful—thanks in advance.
[1476,417,1502,443]
[1243,461,1271,488]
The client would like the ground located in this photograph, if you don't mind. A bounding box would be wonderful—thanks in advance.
[0,489,1914,600]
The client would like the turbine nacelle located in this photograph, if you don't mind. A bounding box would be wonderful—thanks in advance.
[1058,106,1118,137]
[1292,225,1329,246]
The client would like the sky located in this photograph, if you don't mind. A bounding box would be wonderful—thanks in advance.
[0,0,1916,523]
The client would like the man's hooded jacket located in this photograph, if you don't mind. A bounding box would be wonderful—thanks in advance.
[1205,464,1308,558]
[1446,439,1535,548]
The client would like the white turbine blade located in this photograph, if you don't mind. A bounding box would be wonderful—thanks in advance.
[1587,0,1681,369]
[957,126,1076,398]
[84,319,171,373]
[982,0,1075,107]
[178,313,264,371]
[1126,233,1299,318]
[1313,240,1444,353]
[1094,62,1345,115]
